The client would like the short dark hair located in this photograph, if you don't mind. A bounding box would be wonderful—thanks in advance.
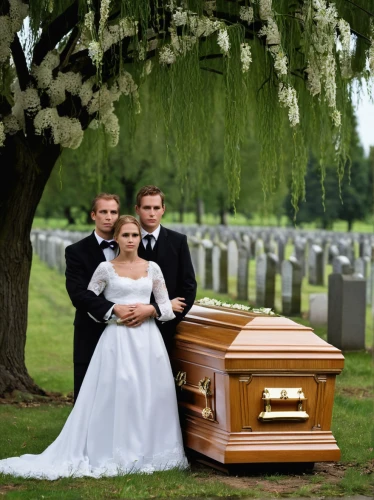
[136,185,165,207]
[91,193,120,213]
[113,215,141,240]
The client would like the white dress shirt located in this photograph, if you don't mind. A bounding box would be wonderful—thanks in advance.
[94,232,118,261]
[141,225,161,250]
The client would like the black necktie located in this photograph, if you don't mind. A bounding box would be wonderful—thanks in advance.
[100,240,118,251]
[144,234,155,260]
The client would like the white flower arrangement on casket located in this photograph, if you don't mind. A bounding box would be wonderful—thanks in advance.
[196,297,278,316]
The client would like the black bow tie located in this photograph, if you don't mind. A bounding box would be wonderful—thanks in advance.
[100,240,118,250]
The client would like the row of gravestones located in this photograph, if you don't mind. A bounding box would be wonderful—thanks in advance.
[31,230,89,274]
[31,227,369,351]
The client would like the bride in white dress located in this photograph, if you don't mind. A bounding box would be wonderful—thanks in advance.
[0,215,187,479]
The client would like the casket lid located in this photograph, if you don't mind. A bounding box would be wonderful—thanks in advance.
[176,305,344,372]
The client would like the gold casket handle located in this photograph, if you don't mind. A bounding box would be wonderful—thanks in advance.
[258,387,309,422]
[175,371,187,388]
[198,377,214,421]
[174,372,215,421]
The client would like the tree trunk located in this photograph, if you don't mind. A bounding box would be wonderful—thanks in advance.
[219,209,228,226]
[195,198,204,225]
[0,134,60,396]
[120,177,138,214]
[179,203,184,223]
[347,220,353,232]
[64,206,76,225]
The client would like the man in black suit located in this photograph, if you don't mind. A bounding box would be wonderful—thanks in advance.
[65,193,157,401]
[126,185,197,350]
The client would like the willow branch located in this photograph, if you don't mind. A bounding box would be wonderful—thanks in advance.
[60,26,81,69]
[10,33,29,91]
[200,66,223,75]
[32,1,79,66]
[350,28,371,44]
[344,0,374,17]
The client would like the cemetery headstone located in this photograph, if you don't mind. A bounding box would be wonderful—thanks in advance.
[327,274,366,350]
[281,256,302,316]
[256,253,278,309]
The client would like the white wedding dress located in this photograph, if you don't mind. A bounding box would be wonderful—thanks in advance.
[0,261,187,479]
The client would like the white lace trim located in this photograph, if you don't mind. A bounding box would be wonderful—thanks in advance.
[0,445,188,479]
[87,261,175,322]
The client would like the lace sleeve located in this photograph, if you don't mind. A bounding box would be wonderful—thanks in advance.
[149,262,175,322]
[87,262,109,296]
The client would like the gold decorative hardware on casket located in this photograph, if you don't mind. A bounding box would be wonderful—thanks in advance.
[175,371,187,389]
[258,387,309,422]
[198,377,214,420]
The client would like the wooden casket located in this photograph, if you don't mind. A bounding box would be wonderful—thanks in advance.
[172,305,345,465]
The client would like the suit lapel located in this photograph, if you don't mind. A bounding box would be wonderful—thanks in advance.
[156,225,168,268]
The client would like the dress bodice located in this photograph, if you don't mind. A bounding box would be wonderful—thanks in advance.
[87,261,174,321]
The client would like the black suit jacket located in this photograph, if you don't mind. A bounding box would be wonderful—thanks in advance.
[138,225,197,344]
[65,232,115,364]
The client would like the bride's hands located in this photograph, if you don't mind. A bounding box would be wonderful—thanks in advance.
[113,304,137,324]
[119,304,156,328]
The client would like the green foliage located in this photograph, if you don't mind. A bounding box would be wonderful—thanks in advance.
[284,111,371,228]
[3,0,371,206]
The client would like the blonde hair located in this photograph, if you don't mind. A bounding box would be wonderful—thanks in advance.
[113,215,141,240]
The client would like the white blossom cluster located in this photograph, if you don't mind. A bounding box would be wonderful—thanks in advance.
[306,0,341,127]
[84,10,95,32]
[83,5,138,68]
[270,46,288,75]
[338,18,351,53]
[159,45,177,65]
[86,72,139,145]
[258,18,280,46]
[100,103,120,147]
[258,0,272,21]
[338,18,352,79]
[240,42,252,73]
[239,6,254,25]
[0,122,5,148]
[33,51,83,107]
[160,8,224,65]
[30,43,138,149]
[278,83,300,127]
[34,108,84,149]
[172,8,188,26]
[189,15,221,38]
[196,297,275,315]
[88,40,103,68]
[368,21,374,75]
[102,18,138,52]
[217,29,230,55]
[99,0,111,38]
[3,114,21,135]
[32,51,60,89]
[0,0,29,63]
[257,8,289,78]
[312,0,337,26]
[10,79,32,130]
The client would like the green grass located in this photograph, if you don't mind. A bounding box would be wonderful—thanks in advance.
[0,257,373,498]
[26,259,75,394]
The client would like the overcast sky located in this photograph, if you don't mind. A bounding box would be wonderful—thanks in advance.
[354,81,373,156]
